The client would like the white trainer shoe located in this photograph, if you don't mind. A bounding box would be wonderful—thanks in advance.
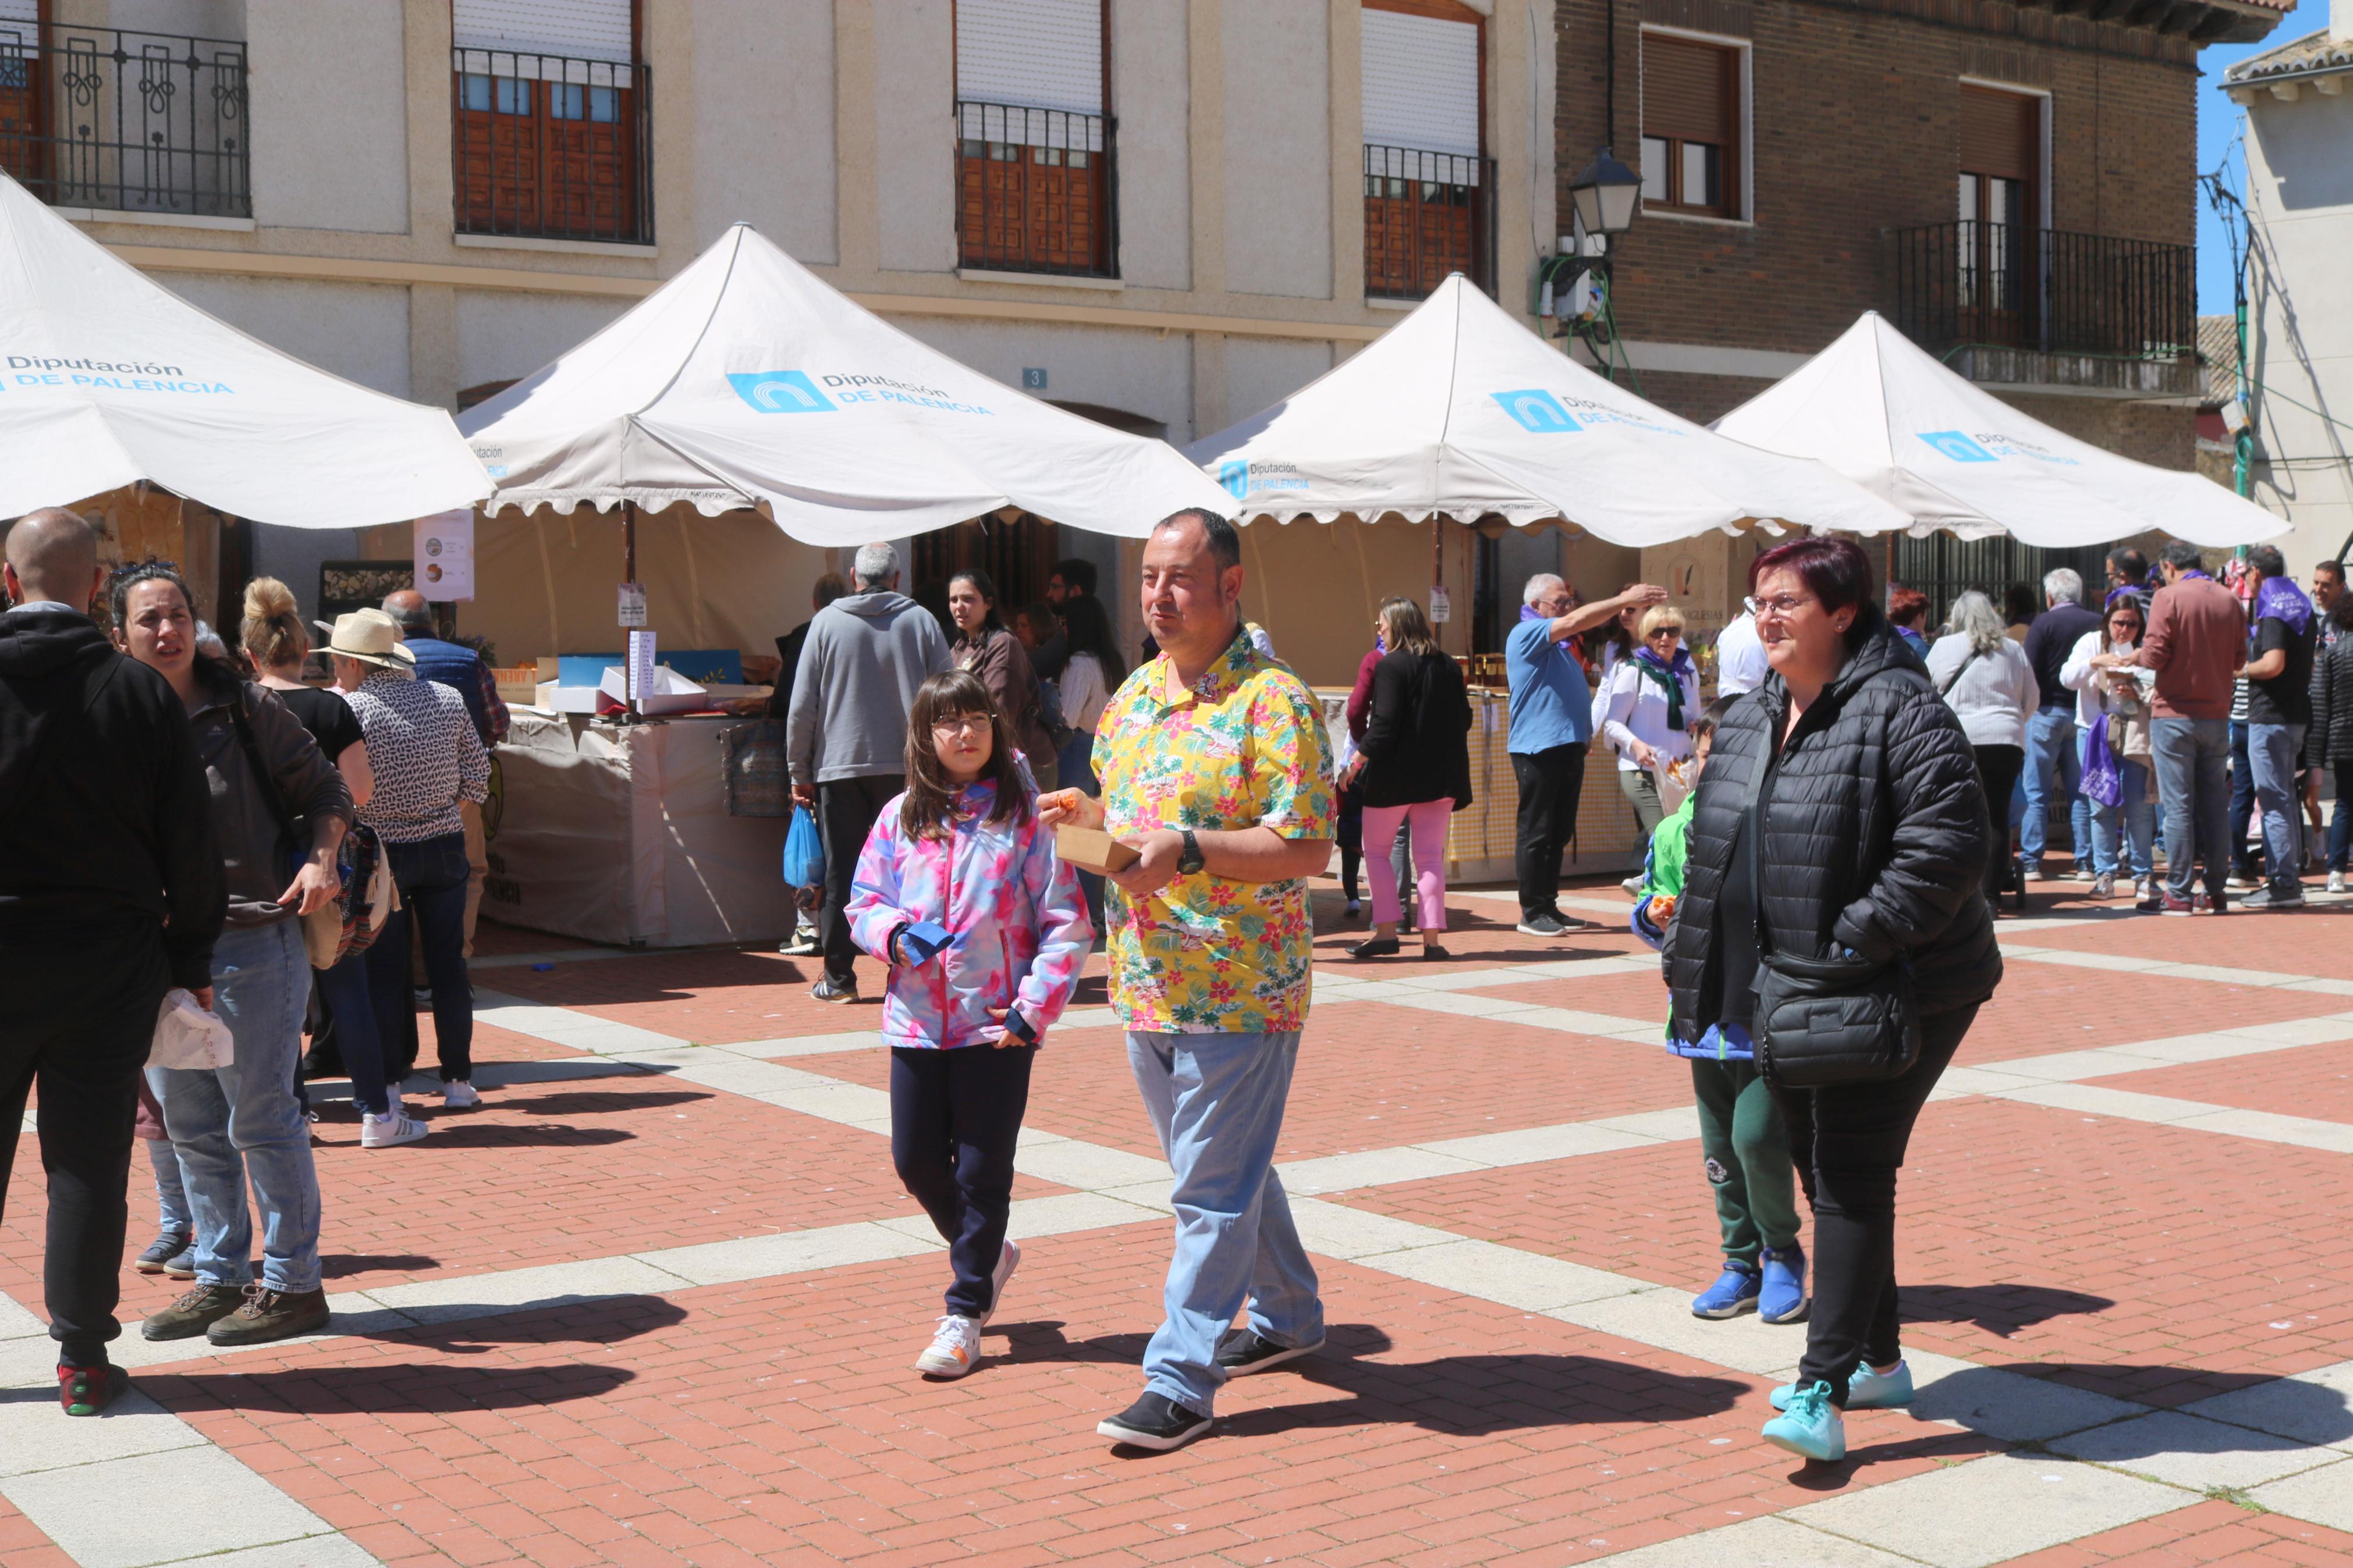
[914,1314,982,1378]
[441,1080,482,1109]
[2330,870,2348,895]
[360,1108,429,1148]
[979,1239,1021,1327]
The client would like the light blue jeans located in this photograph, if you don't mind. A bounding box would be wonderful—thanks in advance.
[2022,707,2091,866]
[147,920,323,1294]
[2084,743,2155,879]
[148,1139,191,1234]
[2248,722,2306,893]
[2152,717,2231,901]
[1127,1029,1323,1416]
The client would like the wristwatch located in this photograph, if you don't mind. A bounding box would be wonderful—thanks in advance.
[1177,827,1205,876]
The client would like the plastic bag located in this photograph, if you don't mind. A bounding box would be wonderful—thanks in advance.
[2081,714,2123,809]
[782,804,824,889]
[151,988,234,1072]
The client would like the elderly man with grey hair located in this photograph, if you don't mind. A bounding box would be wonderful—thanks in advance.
[786,541,951,1002]
[2020,566,2102,881]
[1506,571,1663,936]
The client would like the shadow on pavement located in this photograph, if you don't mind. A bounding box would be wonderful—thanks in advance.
[1900,1283,2114,1337]
[480,1089,715,1116]
[321,1253,439,1278]
[413,1124,634,1148]
[152,1358,637,1414]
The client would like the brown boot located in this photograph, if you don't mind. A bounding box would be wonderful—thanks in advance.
[206,1286,330,1347]
[143,1283,246,1341]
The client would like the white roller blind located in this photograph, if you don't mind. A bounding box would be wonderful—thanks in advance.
[453,0,633,63]
[956,0,1102,113]
[1362,8,1481,160]
[0,1,36,25]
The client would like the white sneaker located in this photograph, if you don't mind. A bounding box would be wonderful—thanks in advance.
[979,1239,1021,1327]
[441,1080,482,1109]
[2330,870,2348,895]
[360,1108,428,1148]
[1620,876,1643,897]
[914,1314,982,1378]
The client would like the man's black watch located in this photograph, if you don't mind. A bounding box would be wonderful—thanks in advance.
[1177,827,1205,876]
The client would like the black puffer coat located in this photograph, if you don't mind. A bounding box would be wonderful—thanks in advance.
[2312,626,2353,762]
[1665,609,2002,1042]
[1359,648,1473,810]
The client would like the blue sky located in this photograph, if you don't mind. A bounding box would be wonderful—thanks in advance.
[2196,21,2301,314]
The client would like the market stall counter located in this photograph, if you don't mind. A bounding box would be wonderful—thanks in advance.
[484,709,792,948]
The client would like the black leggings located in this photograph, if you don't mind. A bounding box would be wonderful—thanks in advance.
[1972,745,2024,899]
[890,1044,1034,1320]
[1771,1003,1979,1404]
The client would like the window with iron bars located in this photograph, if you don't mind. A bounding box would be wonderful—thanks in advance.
[955,100,1116,278]
[0,19,248,219]
[451,46,651,244]
[1364,144,1493,301]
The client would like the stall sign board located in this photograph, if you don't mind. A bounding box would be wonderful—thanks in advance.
[413,510,475,601]
[628,629,656,710]
[618,581,648,628]
[1430,584,1451,624]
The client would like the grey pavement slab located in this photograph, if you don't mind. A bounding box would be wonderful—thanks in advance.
[3,1443,363,1568]
[2049,1409,2345,1490]
[1786,1449,2187,1568]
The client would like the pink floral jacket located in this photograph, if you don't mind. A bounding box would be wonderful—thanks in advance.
[844,781,1092,1049]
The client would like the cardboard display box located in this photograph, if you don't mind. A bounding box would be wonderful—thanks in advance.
[1055,825,1140,876]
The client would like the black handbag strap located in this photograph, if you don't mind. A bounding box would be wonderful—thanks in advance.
[1936,648,1981,696]
[1741,735,1774,961]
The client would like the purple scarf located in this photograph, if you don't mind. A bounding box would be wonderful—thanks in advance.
[2253,575,2313,639]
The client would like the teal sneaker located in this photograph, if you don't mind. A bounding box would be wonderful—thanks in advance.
[1770,1359,1913,1411]
[1761,1379,1846,1462]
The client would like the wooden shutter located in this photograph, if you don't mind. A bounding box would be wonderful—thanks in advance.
[1959,85,2038,179]
[956,0,1103,115]
[1361,8,1481,158]
[1644,35,1732,146]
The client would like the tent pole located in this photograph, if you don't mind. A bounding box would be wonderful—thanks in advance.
[623,500,640,724]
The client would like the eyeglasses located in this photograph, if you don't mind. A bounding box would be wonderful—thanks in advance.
[931,714,992,737]
[1755,593,1819,620]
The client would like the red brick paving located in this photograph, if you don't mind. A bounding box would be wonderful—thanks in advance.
[2006,903,2353,971]
[0,1498,69,1568]
[1955,960,2352,1064]
[2002,1499,2353,1566]
[2081,1041,2353,1126]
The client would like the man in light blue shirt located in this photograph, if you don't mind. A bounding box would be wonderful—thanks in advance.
[1507,574,1664,935]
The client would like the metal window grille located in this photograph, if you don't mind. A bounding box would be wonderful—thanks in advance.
[1894,221,2194,361]
[451,47,651,245]
[0,21,248,218]
[1364,144,1494,302]
[954,99,1116,278]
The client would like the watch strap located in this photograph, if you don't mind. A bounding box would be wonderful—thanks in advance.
[1179,827,1204,874]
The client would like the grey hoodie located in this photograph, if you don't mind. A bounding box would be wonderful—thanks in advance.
[786,589,952,786]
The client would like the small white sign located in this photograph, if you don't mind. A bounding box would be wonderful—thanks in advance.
[627,629,656,711]
[412,510,474,601]
[617,581,647,628]
[1429,584,1451,624]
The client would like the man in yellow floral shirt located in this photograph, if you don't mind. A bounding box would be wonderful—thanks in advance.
[1043,508,1335,1452]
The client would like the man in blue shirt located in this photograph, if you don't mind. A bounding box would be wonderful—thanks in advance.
[1507,574,1664,936]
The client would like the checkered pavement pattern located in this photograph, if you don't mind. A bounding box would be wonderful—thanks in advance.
[3,873,2353,1567]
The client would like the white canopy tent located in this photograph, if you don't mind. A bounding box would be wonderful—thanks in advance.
[1186,275,1911,543]
[1713,311,2289,547]
[459,223,1230,543]
[0,170,489,527]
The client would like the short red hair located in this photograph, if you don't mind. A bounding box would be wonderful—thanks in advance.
[1886,585,1929,628]
[1749,536,1876,619]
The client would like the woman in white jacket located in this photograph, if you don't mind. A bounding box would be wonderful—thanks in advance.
[1593,604,1701,843]
[2060,595,2156,899]
[1924,591,2039,905]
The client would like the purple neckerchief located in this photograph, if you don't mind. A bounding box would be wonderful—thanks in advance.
[2174,568,2212,583]
[2103,584,2145,612]
[2252,575,2313,639]
[1519,602,1577,669]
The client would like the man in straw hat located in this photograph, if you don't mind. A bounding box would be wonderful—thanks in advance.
[322,610,492,1109]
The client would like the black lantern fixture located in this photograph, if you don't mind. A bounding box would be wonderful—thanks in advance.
[1567,147,1642,240]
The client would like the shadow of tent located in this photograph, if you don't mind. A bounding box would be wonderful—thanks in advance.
[1900,1283,2114,1338]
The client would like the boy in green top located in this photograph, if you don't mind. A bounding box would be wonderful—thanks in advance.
[1631,698,1806,1324]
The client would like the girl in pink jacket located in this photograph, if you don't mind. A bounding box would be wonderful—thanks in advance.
[846,669,1090,1378]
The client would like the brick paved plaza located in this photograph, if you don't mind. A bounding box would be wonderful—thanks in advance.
[5,873,2353,1567]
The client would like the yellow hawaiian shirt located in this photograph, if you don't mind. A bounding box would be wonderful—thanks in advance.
[1091,624,1336,1034]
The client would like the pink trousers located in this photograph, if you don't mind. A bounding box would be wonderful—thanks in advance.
[1363,798,1451,931]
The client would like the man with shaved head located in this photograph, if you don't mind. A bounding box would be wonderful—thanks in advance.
[0,508,224,1417]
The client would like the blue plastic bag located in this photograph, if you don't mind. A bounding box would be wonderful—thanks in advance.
[782,805,824,888]
[2081,714,2122,809]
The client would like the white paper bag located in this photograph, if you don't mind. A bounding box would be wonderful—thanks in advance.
[150,988,234,1071]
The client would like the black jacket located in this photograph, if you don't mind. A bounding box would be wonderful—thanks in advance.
[2312,624,2353,763]
[1665,609,2003,1041]
[1359,648,1473,810]
[0,609,225,990]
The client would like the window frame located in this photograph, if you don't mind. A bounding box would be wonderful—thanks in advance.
[952,0,1118,279]
[1637,25,1750,225]
[1360,0,1492,300]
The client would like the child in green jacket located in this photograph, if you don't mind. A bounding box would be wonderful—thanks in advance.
[1631,698,1807,1325]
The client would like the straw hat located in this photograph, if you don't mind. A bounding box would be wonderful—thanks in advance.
[313,607,416,669]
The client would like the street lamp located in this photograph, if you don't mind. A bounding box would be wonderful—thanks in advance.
[1563,147,1642,381]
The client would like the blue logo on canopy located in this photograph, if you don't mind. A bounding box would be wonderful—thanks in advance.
[729,371,836,414]
[1492,390,1581,433]
[1918,430,1995,463]
[1219,460,1249,499]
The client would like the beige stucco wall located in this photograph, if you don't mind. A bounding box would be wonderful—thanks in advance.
[248,0,409,234]
[691,0,839,262]
[872,0,958,274]
[165,274,412,397]
[1221,1,1335,300]
[1111,0,1192,291]
[452,291,633,391]
[894,318,1194,439]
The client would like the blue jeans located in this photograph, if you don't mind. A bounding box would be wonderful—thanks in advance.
[2021,708,2090,866]
[148,1138,191,1233]
[367,831,474,1082]
[2248,723,2306,893]
[1127,1030,1323,1415]
[2229,720,2265,875]
[147,919,322,1294]
[314,948,393,1115]
[2086,750,2155,879]
[2152,717,2231,902]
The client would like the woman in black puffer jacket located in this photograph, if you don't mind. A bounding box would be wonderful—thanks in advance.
[1666,536,2002,1463]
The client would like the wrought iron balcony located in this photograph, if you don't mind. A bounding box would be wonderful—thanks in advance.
[0,20,248,219]
[1364,144,1495,303]
[452,47,652,245]
[1892,221,2196,396]
[955,99,1117,278]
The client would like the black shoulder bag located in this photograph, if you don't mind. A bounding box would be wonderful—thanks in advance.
[1747,710,1923,1090]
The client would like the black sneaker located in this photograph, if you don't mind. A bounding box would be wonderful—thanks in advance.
[2242,885,2305,911]
[143,1283,247,1341]
[58,1363,129,1417]
[135,1229,192,1274]
[1516,913,1568,937]
[1214,1328,1326,1377]
[811,978,857,1004]
[1096,1391,1213,1451]
[207,1286,330,1346]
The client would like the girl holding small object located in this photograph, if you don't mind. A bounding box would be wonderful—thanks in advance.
[846,669,1091,1379]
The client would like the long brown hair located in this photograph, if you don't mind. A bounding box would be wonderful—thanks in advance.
[900,669,1031,841]
[1376,595,1438,657]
